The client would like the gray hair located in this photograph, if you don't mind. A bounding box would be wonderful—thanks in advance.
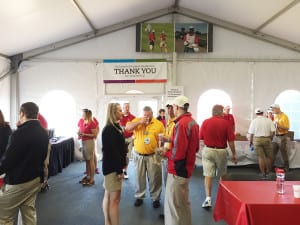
[143,106,152,112]
[212,104,224,116]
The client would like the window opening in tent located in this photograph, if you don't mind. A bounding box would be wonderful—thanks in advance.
[40,90,76,137]
[138,100,158,117]
[274,90,300,140]
[197,89,232,127]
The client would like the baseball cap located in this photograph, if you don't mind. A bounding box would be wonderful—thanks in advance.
[271,104,280,109]
[255,108,263,114]
[224,105,231,110]
[173,95,189,108]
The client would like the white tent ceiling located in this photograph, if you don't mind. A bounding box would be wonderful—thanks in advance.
[1,0,300,59]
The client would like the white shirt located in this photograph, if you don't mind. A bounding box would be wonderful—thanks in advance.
[248,115,276,137]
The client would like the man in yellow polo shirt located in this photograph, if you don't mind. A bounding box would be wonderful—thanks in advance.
[126,106,165,208]
[159,102,176,218]
[162,103,176,180]
[271,104,290,172]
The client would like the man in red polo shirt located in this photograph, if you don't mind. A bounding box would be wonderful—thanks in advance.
[199,104,237,208]
[119,103,135,179]
[223,105,235,133]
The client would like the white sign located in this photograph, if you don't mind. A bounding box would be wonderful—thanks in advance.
[166,86,184,99]
[103,59,167,83]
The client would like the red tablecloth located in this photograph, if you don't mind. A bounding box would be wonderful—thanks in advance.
[213,181,300,225]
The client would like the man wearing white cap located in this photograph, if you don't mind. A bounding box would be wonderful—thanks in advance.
[271,104,290,171]
[163,95,199,225]
[248,108,276,178]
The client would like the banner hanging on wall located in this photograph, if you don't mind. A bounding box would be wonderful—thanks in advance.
[103,59,167,83]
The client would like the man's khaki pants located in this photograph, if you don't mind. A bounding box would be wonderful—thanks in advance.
[0,177,41,225]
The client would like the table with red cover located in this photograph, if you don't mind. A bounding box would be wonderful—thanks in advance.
[213,181,300,225]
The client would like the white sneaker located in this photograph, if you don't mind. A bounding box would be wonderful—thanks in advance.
[202,198,212,208]
[123,171,129,179]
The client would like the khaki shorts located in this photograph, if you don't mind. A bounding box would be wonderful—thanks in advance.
[202,147,228,177]
[254,137,273,159]
[103,172,122,192]
[82,139,95,160]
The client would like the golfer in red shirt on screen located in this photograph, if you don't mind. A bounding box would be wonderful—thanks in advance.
[199,104,237,209]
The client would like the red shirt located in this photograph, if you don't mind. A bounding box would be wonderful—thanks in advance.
[199,116,235,148]
[78,119,97,141]
[223,113,235,130]
[166,113,199,178]
[148,32,156,41]
[156,115,166,127]
[38,113,48,129]
[160,33,166,41]
[119,112,135,138]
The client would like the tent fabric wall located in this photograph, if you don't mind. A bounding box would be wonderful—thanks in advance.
[177,61,300,135]
[19,61,98,112]
[177,61,252,133]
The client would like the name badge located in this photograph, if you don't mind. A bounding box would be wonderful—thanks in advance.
[144,137,150,145]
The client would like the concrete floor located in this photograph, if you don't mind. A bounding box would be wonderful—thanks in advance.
[35,161,300,225]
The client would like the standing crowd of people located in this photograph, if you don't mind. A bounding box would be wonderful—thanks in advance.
[0,98,291,225]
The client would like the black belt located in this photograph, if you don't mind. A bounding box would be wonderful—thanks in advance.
[276,134,287,136]
[135,151,155,156]
[206,146,226,149]
[255,136,271,138]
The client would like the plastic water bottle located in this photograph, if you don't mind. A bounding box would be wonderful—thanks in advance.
[276,168,285,194]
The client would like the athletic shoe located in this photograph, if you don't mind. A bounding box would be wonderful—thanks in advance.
[123,171,129,179]
[153,200,160,208]
[134,199,143,207]
[202,198,212,208]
